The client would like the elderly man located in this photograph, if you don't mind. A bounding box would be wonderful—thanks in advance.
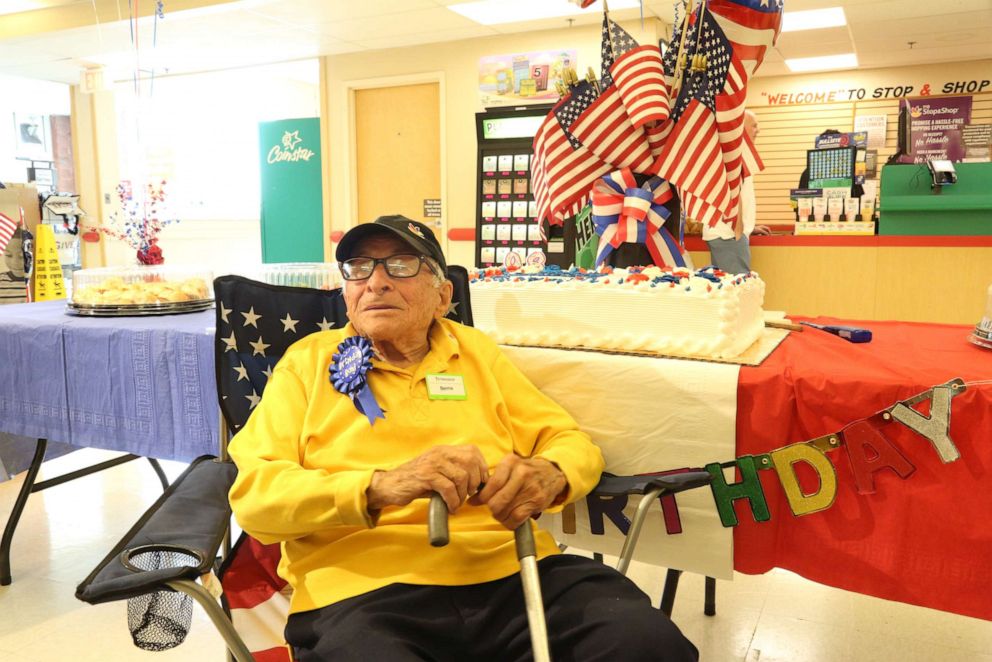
[228,215,698,661]
[703,110,771,274]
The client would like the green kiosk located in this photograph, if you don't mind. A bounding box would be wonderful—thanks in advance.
[879,162,992,236]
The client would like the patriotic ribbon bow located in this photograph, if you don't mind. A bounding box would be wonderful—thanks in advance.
[590,169,687,269]
[329,336,385,426]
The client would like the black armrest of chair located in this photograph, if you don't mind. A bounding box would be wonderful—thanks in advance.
[76,455,237,605]
[586,470,715,581]
[592,471,713,497]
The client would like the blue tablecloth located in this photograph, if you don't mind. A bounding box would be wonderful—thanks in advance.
[0,300,218,462]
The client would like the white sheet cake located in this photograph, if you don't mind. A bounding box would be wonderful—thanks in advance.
[468,265,766,360]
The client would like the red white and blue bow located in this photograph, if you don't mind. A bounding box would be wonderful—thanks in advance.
[590,169,687,269]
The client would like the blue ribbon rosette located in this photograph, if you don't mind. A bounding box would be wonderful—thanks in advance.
[329,336,385,425]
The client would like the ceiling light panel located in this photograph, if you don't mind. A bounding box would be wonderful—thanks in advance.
[781,7,846,33]
[448,0,640,26]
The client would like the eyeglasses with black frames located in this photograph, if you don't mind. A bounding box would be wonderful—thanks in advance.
[340,254,438,281]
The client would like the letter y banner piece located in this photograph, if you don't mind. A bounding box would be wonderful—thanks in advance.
[887,379,966,463]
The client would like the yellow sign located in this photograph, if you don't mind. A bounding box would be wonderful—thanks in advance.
[33,224,66,301]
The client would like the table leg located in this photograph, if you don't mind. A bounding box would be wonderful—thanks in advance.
[704,576,716,616]
[2,445,163,585]
[147,458,170,491]
[659,568,682,617]
[1,438,47,586]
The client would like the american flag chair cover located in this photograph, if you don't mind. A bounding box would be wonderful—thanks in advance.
[215,267,473,661]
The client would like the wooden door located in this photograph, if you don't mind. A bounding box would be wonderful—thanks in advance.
[355,83,442,243]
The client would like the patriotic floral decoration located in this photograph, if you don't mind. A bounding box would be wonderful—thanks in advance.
[329,336,385,426]
[591,168,686,269]
[98,180,178,265]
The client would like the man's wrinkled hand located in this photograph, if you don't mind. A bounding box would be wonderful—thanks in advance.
[471,455,567,530]
[367,445,489,514]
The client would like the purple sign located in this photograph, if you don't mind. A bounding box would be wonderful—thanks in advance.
[907,96,972,163]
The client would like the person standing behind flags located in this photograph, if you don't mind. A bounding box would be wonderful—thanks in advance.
[702,110,770,274]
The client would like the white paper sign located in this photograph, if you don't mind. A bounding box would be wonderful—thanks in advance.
[854,114,887,149]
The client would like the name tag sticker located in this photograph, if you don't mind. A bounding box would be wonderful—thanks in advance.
[426,374,467,400]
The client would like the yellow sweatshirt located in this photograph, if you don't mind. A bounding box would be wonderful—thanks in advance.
[228,318,604,614]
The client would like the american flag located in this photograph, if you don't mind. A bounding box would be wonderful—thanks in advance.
[655,6,773,230]
[599,15,638,89]
[661,12,684,90]
[532,83,612,224]
[215,276,349,432]
[654,11,735,228]
[707,0,781,189]
[644,120,669,158]
[568,15,655,175]
[554,79,599,149]
[0,212,17,253]
[219,533,291,662]
[610,44,671,130]
[569,82,657,174]
[708,0,784,77]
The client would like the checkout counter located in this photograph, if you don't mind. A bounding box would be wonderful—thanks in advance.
[684,161,992,324]
[879,162,992,235]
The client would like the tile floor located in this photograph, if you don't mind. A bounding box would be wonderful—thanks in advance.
[0,448,990,661]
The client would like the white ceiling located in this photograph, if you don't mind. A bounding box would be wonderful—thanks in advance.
[0,0,990,85]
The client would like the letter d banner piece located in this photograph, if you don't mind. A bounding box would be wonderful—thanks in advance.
[770,443,838,516]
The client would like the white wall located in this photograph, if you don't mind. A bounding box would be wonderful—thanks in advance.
[0,74,70,185]
[96,60,320,274]
[323,19,665,268]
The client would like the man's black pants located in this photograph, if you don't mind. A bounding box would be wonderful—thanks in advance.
[286,554,699,661]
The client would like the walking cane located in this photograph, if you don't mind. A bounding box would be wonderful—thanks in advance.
[514,520,551,662]
[428,493,552,662]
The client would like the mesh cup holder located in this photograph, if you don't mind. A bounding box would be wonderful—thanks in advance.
[121,545,204,652]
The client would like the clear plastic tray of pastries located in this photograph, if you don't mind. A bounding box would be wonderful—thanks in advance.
[258,262,340,290]
[67,265,214,316]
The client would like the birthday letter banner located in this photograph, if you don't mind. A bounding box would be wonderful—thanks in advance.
[564,378,968,535]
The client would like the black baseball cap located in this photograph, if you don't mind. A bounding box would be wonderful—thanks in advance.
[336,215,447,275]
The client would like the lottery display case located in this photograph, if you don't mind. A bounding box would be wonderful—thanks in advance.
[806,146,857,190]
[474,105,555,268]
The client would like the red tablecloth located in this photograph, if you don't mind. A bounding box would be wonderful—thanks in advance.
[735,317,992,620]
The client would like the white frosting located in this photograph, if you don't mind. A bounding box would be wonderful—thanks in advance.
[469,267,766,359]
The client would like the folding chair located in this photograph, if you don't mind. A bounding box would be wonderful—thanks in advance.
[76,267,711,660]
[74,269,469,660]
